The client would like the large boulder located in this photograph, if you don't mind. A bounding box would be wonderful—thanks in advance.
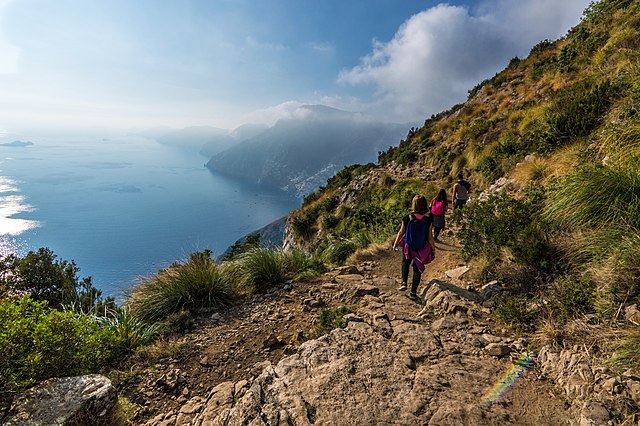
[3,374,117,426]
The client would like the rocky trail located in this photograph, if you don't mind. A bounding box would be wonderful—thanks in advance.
[8,227,635,425]
[122,229,580,426]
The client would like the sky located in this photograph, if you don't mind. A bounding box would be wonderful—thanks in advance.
[0,0,592,135]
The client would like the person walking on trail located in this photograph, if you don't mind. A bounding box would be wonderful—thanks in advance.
[452,173,472,210]
[392,195,435,302]
[430,189,448,242]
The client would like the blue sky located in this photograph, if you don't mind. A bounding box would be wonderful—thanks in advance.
[0,0,590,135]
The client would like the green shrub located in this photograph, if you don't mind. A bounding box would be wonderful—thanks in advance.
[543,80,621,151]
[128,251,237,322]
[546,276,596,322]
[494,296,540,328]
[0,296,122,408]
[0,248,114,312]
[281,249,326,279]
[314,306,353,336]
[237,248,286,293]
[96,307,160,353]
[222,235,261,261]
[291,211,318,240]
[606,329,640,372]
[458,188,552,270]
[319,239,358,265]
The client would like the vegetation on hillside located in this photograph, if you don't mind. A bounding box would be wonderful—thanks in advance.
[291,0,640,365]
[2,0,640,418]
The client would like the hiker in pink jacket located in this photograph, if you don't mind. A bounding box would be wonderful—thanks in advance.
[392,195,435,301]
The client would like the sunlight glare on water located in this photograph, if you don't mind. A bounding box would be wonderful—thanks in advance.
[0,173,41,244]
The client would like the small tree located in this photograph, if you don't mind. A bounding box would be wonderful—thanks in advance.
[0,248,113,312]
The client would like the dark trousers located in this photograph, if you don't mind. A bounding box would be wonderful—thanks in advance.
[453,199,467,210]
[401,255,421,296]
[434,226,443,240]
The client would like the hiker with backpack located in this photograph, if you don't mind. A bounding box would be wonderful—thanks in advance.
[392,195,435,301]
[452,173,472,210]
[430,189,448,242]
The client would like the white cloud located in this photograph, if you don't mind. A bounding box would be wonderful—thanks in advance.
[308,41,335,54]
[0,0,19,74]
[338,0,591,122]
[240,101,305,126]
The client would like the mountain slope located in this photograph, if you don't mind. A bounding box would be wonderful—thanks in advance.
[206,105,409,198]
[283,0,640,384]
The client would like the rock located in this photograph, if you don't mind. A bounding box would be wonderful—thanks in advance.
[335,273,365,284]
[580,401,610,426]
[175,396,204,425]
[445,266,470,280]
[480,283,504,308]
[211,312,222,321]
[624,304,640,325]
[486,343,511,357]
[321,283,339,290]
[303,298,323,308]
[343,313,364,323]
[469,335,489,348]
[352,285,380,299]
[335,265,361,275]
[199,356,210,366]
[431,317,457,330]
[4,374,117,426]
[192,381,235,425]
[263,333,285,350]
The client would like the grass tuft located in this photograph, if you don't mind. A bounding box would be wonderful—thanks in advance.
[127,251,237,323]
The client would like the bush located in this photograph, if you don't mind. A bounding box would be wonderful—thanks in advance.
[457,188,552,271]
[235,248,325,292]
[95,307,160,353]
[494,296,540,328]
[314,306,353,336]
[128,251,237,322]
[0,247,114,312]
[237,248,286,293]
[540,79,621,152]
[291,211,318,240]
[0,296,122,408]
[546,276,596,323]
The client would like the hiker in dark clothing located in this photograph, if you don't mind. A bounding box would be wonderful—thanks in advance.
[452,173,472,210]
[392,195,435,301]
[430,189,448,241]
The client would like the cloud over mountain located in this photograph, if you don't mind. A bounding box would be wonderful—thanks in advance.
[338,0,590,121]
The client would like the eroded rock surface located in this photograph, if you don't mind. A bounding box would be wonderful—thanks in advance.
[4,374,117,426]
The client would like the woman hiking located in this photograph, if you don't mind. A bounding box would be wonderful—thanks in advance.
[430,189,448,242]
[392,195,435,301]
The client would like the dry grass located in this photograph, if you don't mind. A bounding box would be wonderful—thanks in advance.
[348,242,390,264]
[130,335,191,365]
[534,317,617,351]
[512,144,580,187]
[512,155,549,186]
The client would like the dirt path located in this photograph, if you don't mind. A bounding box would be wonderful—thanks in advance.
[118,228,573,425]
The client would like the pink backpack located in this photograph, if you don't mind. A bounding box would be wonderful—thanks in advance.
[431,199,445,216]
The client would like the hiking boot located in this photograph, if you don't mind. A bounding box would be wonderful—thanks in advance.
[408,293,419,302]
[398,283,407,291]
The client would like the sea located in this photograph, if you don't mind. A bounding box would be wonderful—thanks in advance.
[0,136,299,298]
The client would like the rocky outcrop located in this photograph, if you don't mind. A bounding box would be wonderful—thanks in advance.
[538,345,640,425]
[3,374,117,425]
[149,273,570,425]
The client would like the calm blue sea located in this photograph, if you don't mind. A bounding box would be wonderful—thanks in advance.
[0,136,298,298]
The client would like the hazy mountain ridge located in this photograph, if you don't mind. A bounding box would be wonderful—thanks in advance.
[206,105,411,198]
